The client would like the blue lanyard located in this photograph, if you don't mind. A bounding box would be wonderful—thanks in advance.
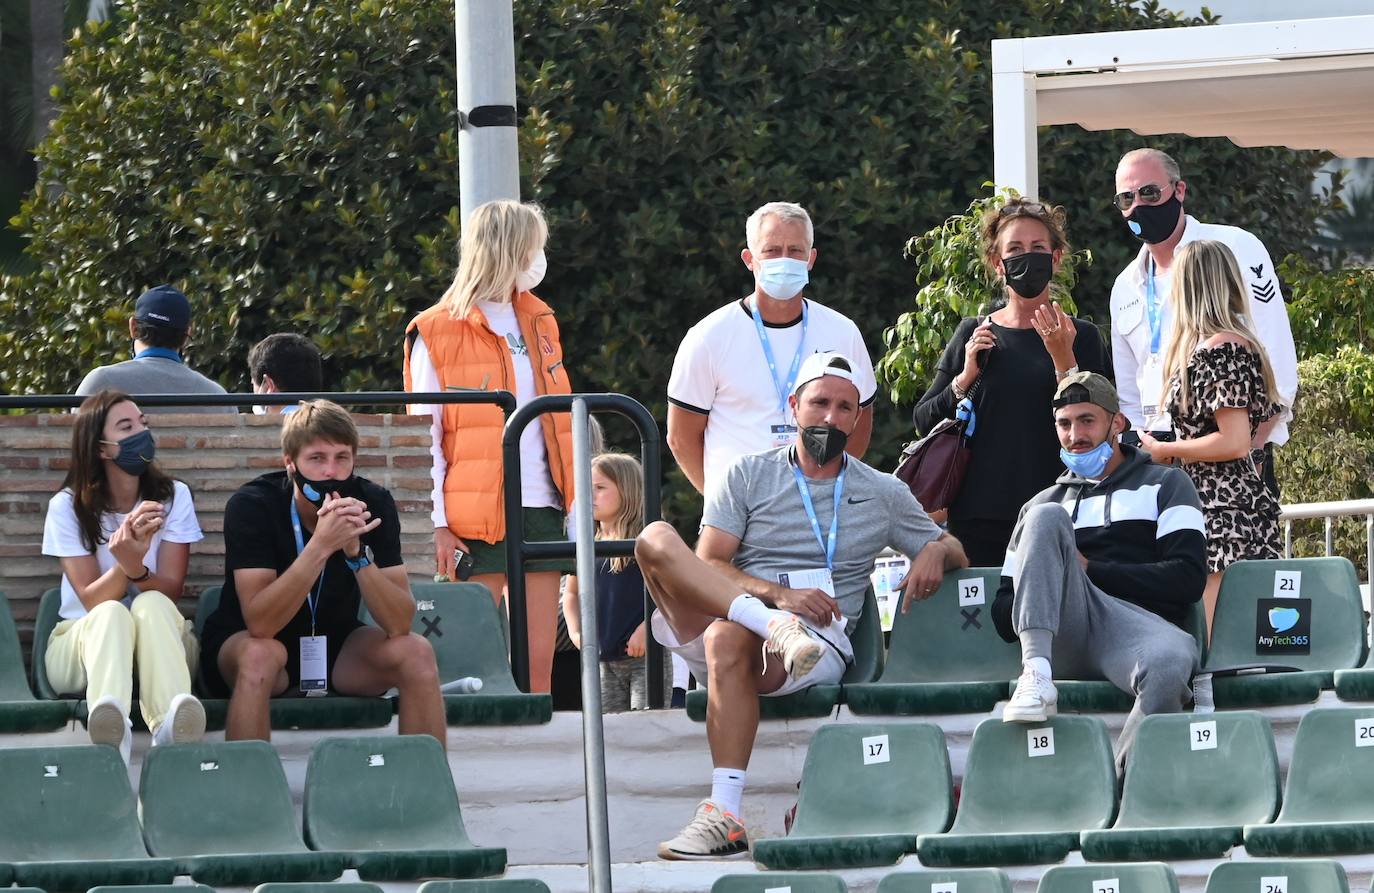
[1145,258,1163,355]
[289,498,326,635]
[789,453,845,571]
[134,347,184,363]
[750,299,809,414]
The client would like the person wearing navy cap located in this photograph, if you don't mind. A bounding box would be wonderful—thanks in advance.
[76,285,233,413]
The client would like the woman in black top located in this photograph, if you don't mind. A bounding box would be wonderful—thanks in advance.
[914,198,1111,567]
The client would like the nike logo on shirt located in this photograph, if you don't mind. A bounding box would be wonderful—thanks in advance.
[847,496,874,505]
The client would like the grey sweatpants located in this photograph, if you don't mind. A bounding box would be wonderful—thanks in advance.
[1011,503,1199,765]
[599,650,672,712]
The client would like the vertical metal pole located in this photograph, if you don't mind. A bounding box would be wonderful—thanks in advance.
[455,0,521,222]
[1325,516,1334,557]
[991,39,1039,198]
[1366,514,1373,595]
[1283,520,1292,559]
[573,399,613,893]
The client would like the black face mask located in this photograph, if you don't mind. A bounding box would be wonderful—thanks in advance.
[292,470,356,507]
[1001,251,1054,299]
[800,425,848,466]
[1126,192,1183,244]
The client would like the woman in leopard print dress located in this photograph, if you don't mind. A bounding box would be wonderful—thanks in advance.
[1139,240,1284,632]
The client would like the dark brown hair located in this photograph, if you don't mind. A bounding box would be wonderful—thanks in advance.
[64,390,175,552]
[979,197,1071,278]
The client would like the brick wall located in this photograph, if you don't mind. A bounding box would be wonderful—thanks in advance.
[0,411,437,651]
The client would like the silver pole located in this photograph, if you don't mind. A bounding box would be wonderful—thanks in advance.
[1325,516,1334,557]
[572,399,613,893]
[455,0,521,222]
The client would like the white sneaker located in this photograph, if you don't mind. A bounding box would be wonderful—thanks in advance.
[1003,668,1058,723]
[152,693,206,747]
[657,799,749,860]
[87,696,132,764]
[764,616,824,682]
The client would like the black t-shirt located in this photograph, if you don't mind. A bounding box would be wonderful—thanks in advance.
[913,315,1113,523]
[202,471,404,655]
[594,559,648,662]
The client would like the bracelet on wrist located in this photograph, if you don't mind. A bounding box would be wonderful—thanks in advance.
[1055,364,1080,380]
[126,565,152,583]
[951,379,968,399]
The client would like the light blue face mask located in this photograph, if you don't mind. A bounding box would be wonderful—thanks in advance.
[1060,439,1113,479]
[756,256,809,300]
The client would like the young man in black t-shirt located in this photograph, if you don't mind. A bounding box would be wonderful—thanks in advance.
[200,400,444,742]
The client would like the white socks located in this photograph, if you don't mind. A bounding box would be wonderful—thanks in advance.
[727,594,785,639]
[711,767,747,816]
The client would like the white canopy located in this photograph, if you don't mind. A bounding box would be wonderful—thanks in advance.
[991,14,1374,196]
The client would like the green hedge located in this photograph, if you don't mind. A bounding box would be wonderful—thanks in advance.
[0,0,1334,528]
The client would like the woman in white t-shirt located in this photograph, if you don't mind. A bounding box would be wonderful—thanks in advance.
[41,390,206,759]
[403,200,576,694]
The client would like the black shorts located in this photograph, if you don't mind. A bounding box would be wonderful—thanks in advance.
[198,619,365,698]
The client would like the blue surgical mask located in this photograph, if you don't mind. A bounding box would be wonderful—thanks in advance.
[756,257,809,300]
[1060,440,1113,479]
[102,429,156,476]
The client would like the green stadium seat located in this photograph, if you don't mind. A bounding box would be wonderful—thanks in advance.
[407,583,552,724]
[90,887,216,893]
[1334,607,1374,701]
[1079,711,1278,861]
[752,722,953,869]
[687,588,885,721]
[0,592,73,731]
[418,882,552,893]
[1242,707,1374,855]
[916,715,1117,866]
[0,745,178,890]
[1037,864,1179,893]
[876,868,1012,893]
[139,740,349,885]
[1203,860,1349,893]
[254,885,383,893]
[711,873,848,893]
[7,887,43,893]
[30,588,71,703]
[847,569,1020,715]
[1204,558,1364,707]
[192,586,394,732]
[303,735,507,880]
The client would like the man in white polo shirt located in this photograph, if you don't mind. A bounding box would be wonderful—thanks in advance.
[666,201,878,497]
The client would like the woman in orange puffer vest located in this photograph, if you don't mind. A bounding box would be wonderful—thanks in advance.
[404,200,575,694]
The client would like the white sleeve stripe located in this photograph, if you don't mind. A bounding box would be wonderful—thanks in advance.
[1156,504,1205,538]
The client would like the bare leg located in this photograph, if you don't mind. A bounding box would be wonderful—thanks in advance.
[471,572,508,607]
[334,626,446,746]
[1203,571,1222,643]
[635,521,749,639]
[217,632,289,741]
[524,571,561,694]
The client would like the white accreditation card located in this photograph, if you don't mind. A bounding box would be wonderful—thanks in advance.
[777,567,836,599]
[300,635,328,695]
[1139,353,1169,430]
[770,424,798,449]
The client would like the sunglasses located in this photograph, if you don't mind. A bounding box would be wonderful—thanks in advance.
[1113,182,1174,211]
[998,200,1049,216]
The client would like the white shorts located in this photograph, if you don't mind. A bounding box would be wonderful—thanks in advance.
[650,612,849,698]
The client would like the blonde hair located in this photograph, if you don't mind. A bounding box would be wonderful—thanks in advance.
[591,452,644,573]
[440,200,548,320]
[1162,240,1281,416]
[281,399,358,459]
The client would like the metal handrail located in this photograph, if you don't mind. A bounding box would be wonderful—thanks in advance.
[1280,498,1374,582]
[500,393,665,704]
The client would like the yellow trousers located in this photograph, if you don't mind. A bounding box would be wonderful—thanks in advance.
[45,591,198,731]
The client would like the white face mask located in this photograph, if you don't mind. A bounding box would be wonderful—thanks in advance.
[516,249,547,293]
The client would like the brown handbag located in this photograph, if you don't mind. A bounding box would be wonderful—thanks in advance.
[895,370,985,513]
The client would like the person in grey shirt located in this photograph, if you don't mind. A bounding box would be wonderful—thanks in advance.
[637,352,967,860]
[76,285,232,414]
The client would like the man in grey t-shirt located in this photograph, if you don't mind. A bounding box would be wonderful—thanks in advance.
[76,285,233,414]
[637,352,967,860]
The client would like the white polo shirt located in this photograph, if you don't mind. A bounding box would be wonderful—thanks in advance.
[667,296,877,495]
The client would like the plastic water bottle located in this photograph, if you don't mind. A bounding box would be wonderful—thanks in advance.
[1191,672,1214,714]
[441,677,484,694]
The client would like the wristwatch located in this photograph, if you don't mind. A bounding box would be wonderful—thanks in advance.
[345,544,374,573]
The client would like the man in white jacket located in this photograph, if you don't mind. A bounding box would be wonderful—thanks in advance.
[1109,148,1298,497]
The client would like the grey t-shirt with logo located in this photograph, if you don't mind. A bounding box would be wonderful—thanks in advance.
[703,446,944,624]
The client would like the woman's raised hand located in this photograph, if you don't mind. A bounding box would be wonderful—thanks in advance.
[109,500,165,573]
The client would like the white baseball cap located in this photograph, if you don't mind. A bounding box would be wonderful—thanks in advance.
[791,351,860,397]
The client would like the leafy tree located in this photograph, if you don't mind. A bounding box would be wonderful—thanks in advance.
[0,0,1337,530]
